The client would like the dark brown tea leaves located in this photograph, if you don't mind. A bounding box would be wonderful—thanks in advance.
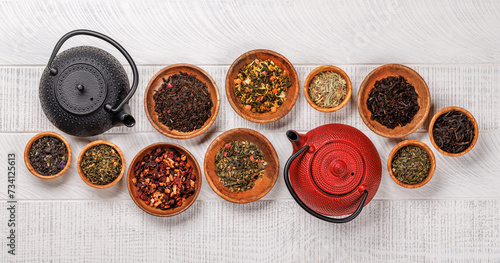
[433,110,475,154]
[392,145,431,185]
[28,136,68,176]
[153,72,213,133]
[215,141,267,192]
[367,75,419,129]
[81,144,122,185]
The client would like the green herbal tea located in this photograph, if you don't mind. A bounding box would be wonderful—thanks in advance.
[28,136,68,176]
[391,145,431,185]
[80,144,122,185]
[308,71,347,108]
[214,141,267,192]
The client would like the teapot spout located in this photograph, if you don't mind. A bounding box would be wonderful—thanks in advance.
[113,105,135,127]
[286,130,307,152]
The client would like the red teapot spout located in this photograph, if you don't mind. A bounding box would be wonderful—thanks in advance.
[286,130,308,152]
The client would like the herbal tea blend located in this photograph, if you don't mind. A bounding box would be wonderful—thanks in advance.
[234,59,291,113]
[391,145,431,185]
[433,110,475,153]
[80,144,122,185]
[132,147,197,210]
[28,136,68,176]
[215,141,267,192]
[367,75,420,129]
[308,71,347,108]
[153,72,213,132]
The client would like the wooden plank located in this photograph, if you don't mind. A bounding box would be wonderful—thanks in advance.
[0,200,498,261]
[1,65,498,132]
[0,0,498,65]
[1,131,499,201]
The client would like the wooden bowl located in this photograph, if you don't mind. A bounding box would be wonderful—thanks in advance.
[127,143,201,217]
[429,106,479,157]
[387,140,436,188]
[204,128,279,203]
[24,132,72,180]
[357,64,431,138]
[225,49,299,123]
[144,63,220,139]
[304,65,352,112]
[77,140,125,189]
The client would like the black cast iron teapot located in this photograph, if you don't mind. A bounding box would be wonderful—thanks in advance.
[39,29,138,137]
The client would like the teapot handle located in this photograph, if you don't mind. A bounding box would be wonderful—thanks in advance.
[46,29,138,113]
[284,145,368,223]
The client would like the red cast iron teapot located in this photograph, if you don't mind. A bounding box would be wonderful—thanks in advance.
[284,124,382,223]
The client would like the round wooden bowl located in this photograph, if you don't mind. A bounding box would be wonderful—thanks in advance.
[144,63,220,139]
[428,106,479,157]
[225,49,299,123]
[77,140,125,189]
[204,128,279,203]
[127,143,201,217]
[357,64,431,138]
[24,132,72,180]
[387,140,436,188]
[304,65,352,112]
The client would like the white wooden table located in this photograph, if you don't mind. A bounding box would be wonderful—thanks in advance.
[1,0,499,262]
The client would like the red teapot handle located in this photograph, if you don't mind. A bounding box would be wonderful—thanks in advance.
[284,145,368,223]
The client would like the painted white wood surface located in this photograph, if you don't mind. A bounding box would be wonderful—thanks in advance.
[0,0,499,262]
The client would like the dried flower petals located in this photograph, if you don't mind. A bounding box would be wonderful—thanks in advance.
[133,147,197,210]
[234,59,291,113]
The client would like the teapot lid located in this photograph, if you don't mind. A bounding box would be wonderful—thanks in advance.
[310,141,364,196]
[54,63,107,115]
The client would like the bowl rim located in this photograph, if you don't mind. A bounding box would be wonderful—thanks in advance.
[225,49,299,123]
[357,63,431,138]
[77,140,125,189]
[204,128,279,203]
[428,106,479,157]
[387,139,436,188]
[144,63,220,139]
[303,65,352,112]
[127,142,202,217]
[24,131,72,180]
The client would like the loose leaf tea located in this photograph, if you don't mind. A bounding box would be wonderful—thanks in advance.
[28,136,68,176]
[391,145,431,185]
[433,110,475,153]
[234,59,291,113]
[367,75,420,129]
[80,144,122,185]
[153,72,213,132]
[215,141,267,192]
[133,147,197,210]
[308,71,347,108]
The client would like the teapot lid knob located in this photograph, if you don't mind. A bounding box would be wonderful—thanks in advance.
[54,64,107,116]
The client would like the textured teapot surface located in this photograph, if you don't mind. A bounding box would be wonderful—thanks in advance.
[39,46,130,136]
[287,124,382,217]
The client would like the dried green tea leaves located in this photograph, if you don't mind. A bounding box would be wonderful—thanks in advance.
[215,141,267,192]
[308,71,347,108]
[391,145,431,185]
[80,144,122,185]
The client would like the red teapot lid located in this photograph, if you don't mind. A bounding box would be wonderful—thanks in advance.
[310,140,365,196]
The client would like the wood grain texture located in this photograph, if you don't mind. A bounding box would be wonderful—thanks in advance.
[0,65,498,133]
[0,0,499,261]
[0,0,498,65]
[0,200,498,262]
